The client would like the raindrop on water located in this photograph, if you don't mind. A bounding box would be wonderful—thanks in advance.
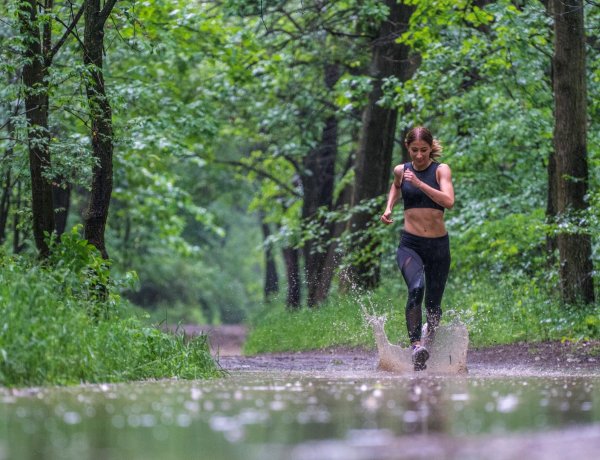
[63,411,81,425]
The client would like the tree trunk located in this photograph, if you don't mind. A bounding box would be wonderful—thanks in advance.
[13,180,23,254]
[18,0,55,257]
[52,181,71,237]
[260,217,279,299]
[551,0,594,304]
[283,246,301,309]
[83,0,117,259]
[0,170,11,244]
[324,151,356,293]
[1,75,20,244]
[347,0,416,288]
[301,63,339,307]
[545,149,558,263]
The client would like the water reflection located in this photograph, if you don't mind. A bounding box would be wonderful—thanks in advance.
[0,375,598,460]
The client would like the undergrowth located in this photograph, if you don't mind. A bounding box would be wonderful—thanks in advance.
[0,228,223,387]
[244,272,599,355]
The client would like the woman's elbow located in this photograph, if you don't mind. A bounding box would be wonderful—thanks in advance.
[445,198,455,210]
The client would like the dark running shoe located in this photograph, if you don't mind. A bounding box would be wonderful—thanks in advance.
[412,344,430,371]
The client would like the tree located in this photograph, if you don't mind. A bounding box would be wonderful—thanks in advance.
[347,0,416,288]
[550,0,594,304]
[15,1,85,256]
[82,0,118,259]
[260,213,279,298]
[18,1,52,256]
[216,0,377,306]
[301,63,340,306]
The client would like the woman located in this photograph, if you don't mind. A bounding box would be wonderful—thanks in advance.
[380,126,454,371]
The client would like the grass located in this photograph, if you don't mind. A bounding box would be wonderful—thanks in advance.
[0,242,223,387]
[244,272,600,355]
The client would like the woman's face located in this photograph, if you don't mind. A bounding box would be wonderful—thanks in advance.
[407,139,432,168]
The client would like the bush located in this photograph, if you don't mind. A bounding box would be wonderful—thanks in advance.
[0,231,223,387]
[444,273,598,347]
[244,273,599,354]
[450,208,548,276]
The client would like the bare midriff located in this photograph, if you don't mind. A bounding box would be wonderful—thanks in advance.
[403,208,447,238]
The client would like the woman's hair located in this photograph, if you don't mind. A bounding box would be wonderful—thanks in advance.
[405,126,443,159]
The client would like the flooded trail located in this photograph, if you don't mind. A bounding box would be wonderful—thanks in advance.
[4,368,599,460]
[218,345,600,378]
[3,326,598,460]
[209,334,600,460]
[199,323,599,378]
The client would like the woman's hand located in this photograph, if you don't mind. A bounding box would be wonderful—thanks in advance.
[403,169,422,188]
[380,210,394,225]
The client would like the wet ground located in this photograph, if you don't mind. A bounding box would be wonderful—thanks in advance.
[3,364,599,460]
[2,325,598,460]
[207,327,600,459]
[182,323,600,377]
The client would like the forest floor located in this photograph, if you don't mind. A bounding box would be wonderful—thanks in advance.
[177,324,600,376]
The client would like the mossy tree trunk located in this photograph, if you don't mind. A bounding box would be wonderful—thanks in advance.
[550,0,594,304]
[83,0,118,259]
[18,0,55,257]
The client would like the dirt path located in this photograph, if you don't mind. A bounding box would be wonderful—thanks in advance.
[167,324,248,356]
[179,324,600,376]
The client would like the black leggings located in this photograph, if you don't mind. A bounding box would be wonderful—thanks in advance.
[396,231,451,343]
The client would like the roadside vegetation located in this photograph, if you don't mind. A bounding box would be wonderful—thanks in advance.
[244,274,599,355]
[0,230,223,387]
[245,211,600,354]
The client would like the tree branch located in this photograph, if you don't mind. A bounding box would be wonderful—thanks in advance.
[214,159,302,197]
[99,0,119,26]
[49,1,85,62]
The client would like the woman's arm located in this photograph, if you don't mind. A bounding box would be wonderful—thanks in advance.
[380,164,404,224]
[403,163,455,210]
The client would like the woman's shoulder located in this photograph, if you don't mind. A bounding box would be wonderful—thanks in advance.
[393,163,405,176]
[435,162,452,181]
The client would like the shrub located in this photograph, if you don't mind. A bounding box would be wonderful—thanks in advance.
[0,230,222,387]
[244,273,599,354]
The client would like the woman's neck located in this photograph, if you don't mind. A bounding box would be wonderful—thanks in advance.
[412,159,433,172]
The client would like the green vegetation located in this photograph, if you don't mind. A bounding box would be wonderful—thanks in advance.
[245,274,599,355]
[2,0,600,381]
[246,208,599,353]
[0,230,223,387]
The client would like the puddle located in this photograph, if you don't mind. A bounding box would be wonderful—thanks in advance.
[1,373,599,460]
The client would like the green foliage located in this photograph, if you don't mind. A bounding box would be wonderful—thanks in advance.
[123,203,263,325]
[451,208,548,276]
[444,274,599,346]
[0,241,223,387]
[47,226,115,304]
[3,0,600,338]
[243,290,383,354]
[245,274,599,355]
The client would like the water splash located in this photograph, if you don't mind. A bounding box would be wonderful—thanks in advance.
[362,310,469,375]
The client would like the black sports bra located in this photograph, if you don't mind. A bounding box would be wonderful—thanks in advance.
[400,162,445,212]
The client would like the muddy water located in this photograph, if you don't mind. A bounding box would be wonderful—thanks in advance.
[1,371,599,460]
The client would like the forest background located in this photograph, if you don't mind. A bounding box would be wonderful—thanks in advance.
[1,0,599,385]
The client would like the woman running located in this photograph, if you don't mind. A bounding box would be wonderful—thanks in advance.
[380,126,455,371]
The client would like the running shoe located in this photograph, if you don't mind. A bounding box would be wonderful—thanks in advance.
[412,344,429,371]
